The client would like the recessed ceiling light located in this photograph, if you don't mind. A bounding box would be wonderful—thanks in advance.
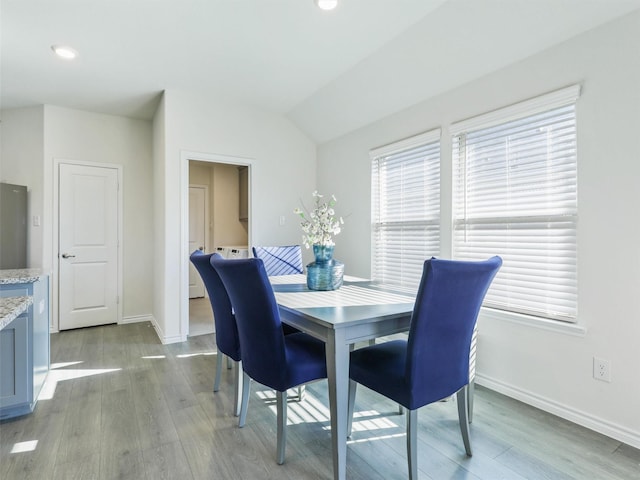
[51,45,78,60]
[315,0,338,11]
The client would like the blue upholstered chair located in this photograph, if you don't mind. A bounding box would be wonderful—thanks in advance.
[347,256,502,480]
[251,245,304,275]
[252,244,303,346]
[210,257,327,465]
[189,251,243,416]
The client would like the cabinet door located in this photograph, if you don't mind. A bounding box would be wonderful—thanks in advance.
[0,284,30,298]
[239,166,248,220]
[0,314,30,409]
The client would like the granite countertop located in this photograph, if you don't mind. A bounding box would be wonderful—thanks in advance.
[0,296,33,330]
[0,269,47,284]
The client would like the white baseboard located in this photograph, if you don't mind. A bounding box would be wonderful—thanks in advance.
[146,316,186,345]
[50,313,152,333]
[120,314,154,324]
[477,373,640,450]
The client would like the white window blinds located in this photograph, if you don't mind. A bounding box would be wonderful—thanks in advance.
[451,85,580,322]
[371,130,440,289]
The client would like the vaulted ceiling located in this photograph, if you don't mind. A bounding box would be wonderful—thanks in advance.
[3,0,640,143]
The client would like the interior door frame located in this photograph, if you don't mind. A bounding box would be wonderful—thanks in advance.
[180,150,252,339]
[52,158,123,332]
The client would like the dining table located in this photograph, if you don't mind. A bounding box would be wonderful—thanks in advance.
[269,274,417,480]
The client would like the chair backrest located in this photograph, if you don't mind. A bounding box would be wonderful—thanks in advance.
[211,257,291,391]
[252,245,303,275]
[406,256,502,407]
[189,251,241,361]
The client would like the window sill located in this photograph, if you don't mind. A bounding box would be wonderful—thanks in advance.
[479,307,586,337]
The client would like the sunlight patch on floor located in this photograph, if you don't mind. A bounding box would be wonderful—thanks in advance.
[176,351,216,358]
[10,440,38,454]
[257,389,332,425]
[347,432,405,444]
[255,390,401,433]
[50,361,84,369]
[39,367,122,400]
[350,410,400,432]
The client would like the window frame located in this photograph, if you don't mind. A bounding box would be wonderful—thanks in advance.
[370,129,441,290]
[450,85,581,323]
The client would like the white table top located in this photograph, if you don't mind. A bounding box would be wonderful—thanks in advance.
[271,274,416,329]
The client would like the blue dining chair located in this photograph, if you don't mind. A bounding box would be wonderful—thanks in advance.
[347,256,502,480]
[251,245,304,275]
[211,256,327,465]
[252,244,305,398]
[189,251,243,416]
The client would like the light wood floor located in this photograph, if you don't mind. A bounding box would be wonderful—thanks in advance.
[1,322,638,480]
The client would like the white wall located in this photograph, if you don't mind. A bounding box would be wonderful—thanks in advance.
[0,106,45,267]
[152,95,167,342]
[153,90,316,342]
[317,11,640,447]
[41,106,154,326]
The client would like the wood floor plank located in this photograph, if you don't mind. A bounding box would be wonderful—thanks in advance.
[131,366,180,450]
[100,448,147,480]
[101,387,142,454]
[52,451,101,480]
[55,375,103,465]
[142,440,194,480]
[493,446,576,480]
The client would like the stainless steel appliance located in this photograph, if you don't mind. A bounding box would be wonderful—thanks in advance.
[0,183,28,269]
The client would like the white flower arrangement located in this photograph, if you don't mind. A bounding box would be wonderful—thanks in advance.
[294,191,344,248]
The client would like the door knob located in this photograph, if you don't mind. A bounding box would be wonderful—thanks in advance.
[61,253,76,258]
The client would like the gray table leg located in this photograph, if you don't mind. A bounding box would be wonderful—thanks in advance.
[326,328,349,480]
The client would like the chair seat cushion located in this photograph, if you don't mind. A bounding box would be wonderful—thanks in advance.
[350,339,469,410]
[350,340,412,408]
[282,332,327,391]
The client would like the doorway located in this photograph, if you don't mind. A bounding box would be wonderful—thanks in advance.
[185,156,250,337]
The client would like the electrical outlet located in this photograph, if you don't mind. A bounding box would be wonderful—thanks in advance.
[593,357,611,382]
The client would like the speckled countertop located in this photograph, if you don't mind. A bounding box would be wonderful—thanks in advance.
[0,268,46,284]
[0,296,33,330]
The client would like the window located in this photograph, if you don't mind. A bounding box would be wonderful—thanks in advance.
[371,129,440,289]
[451,85,580,322]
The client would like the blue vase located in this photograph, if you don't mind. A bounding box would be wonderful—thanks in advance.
[307,245,343,291]
[313,244,334,264]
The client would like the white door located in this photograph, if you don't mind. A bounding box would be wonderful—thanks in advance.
[189,186,206,298]
[58,164,119,330]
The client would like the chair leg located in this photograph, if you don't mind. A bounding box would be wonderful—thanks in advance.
[406,408,418,480]
[347,379,357,437]
[468,378,475,424]
[456,385,473,456]
[238,371,251,428]
[214,352,223,392]
[297,385,305,401]
[233,360,242,417]
[227,355,232,369]
[276,390,287,465]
